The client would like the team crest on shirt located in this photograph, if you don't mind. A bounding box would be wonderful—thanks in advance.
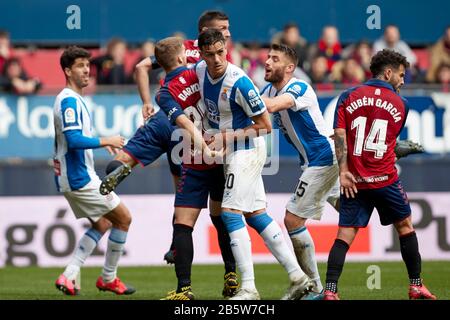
[375,88,381,95]
[221,88,229,101]
[64,108,76,123]
[179,76,186,84]
[205,98,220,124]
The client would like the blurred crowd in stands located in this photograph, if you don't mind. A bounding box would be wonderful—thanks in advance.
[1,23,449,95]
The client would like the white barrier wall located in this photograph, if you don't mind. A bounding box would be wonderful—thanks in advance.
[1,193,449,267]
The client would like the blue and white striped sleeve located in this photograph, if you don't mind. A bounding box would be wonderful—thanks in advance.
[283,81,309,111]
[60,97,82,132]
[233,76,266,117]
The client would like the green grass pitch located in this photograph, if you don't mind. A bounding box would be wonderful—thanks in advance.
[0,261,448,300]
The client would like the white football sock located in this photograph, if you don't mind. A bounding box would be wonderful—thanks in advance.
[102,228,127,282]
[63,228,102,280]
[229,228,256,291]
[289,226,323,292]
[259,220,306,282]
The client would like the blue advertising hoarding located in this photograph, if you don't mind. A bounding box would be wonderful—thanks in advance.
[1,92,449,160]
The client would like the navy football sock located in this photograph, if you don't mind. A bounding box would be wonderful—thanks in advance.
[173,224,194,292]
[325,239,350,291]
[399,231,421,280]
[210,215,236,274]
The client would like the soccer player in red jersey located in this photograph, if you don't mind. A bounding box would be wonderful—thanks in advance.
[323,49,436,300]
[153,37,235,299]
[136,11,233,120]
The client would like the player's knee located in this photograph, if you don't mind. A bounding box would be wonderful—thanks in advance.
[284,211,305,230]
[394,216,413,235]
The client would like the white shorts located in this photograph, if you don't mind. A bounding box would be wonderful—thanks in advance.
[286,164,340,220]
[222,137,267,213]
[63,177,121,222]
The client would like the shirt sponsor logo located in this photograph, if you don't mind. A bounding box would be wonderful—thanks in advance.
[167,107,177,120]
[179,76,186,84]
[64,108,76,123]
[248,89,262,108]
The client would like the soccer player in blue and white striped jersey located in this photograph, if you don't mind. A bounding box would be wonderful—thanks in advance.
[53,46,135,296]
[261,44,341,299]
[195,30,313,300]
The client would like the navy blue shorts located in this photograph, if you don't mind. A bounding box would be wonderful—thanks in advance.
[339,179,411,227]
[175,165,225,208]
[123,110,181,177]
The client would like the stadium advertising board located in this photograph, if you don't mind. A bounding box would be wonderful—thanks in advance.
[1,193,449,267]
[1,93,449,159]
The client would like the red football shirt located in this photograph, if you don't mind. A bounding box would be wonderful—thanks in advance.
[184,39,233,65]
[156,66,215,170]
[334,79,409,189]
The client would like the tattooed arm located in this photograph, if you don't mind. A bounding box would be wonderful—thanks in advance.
[334,128,358,198]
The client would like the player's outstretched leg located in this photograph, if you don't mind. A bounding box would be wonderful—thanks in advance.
[100,160,132,195]
[394,139,425,159]
[246,211,313,300]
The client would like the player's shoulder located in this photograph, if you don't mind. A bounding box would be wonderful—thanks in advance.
[336,84,365,106]
[194,59,207,73]
[55,88,79,108]
[228,63,247,78]
[227,64,254,89]
[184,39,198,49]
[284,78,311,97]
[167,67,198,85]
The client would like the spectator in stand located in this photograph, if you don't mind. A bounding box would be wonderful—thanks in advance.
[132,40,164,85]
[308,55,332,84]
[373,25,417,67]
[1,57,41,94]
[426,26,450,83]
[330,57,365,85]
[91,38,130,85]
[435,63,450,92]
[241,42,266,88]
[0,30,12,73]
[311,26,342,73]
[342,40,373,80]
[272,23,309,71]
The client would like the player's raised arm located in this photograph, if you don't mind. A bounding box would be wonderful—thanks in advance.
[135,56,158,120]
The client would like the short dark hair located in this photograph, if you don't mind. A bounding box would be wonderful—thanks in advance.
[60,46,91,71]
[198,29,225,49]
[154,37,184,70]
[198,11,229,32]
[270,43,299,66]
[370,49,409,77]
